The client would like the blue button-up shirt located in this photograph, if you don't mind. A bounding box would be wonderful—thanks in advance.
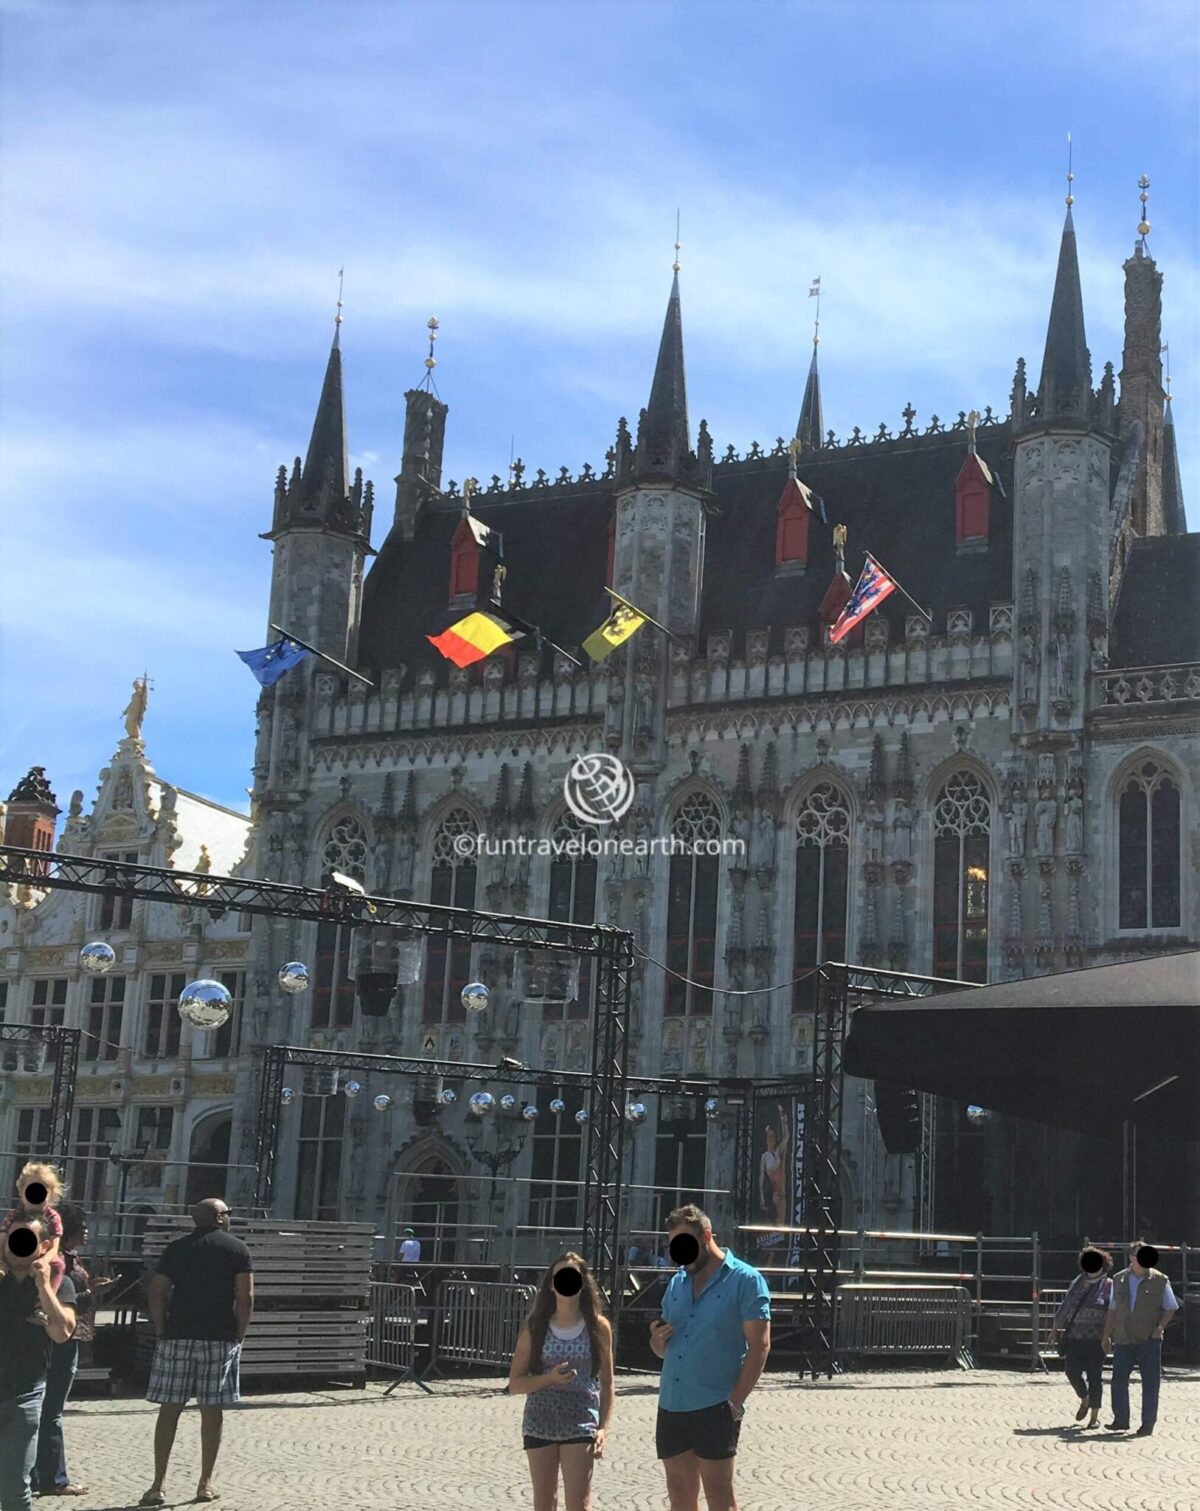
[1110,1271,1179,1312]
[658,1249,771,1413]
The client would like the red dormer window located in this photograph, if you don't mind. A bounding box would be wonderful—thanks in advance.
[954,453,991,549]
[775,477,811,572]
[606,510,616,586]
[449,515,481,598]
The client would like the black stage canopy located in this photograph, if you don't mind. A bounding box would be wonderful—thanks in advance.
[844,953,1200,1139]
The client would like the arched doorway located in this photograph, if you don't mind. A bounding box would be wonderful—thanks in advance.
[186,1111,232,1208]
[398,1157,461,1264]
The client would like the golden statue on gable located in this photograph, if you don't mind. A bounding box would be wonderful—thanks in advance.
[123,676,150,741]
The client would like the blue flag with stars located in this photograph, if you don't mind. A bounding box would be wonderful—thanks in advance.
[236,637,312,687]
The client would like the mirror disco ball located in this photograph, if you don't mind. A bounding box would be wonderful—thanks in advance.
[966,1105,991,1124]
[345,1080,363,1099]
[574,1109,589,1126]
[178,979,233,1030]
[80,942,116,976]
[521,1104,539,1121]
[499,1094,517,1113]
[438,1088,457,1106]
[279,1087,295,1106]
[549,1098,565,1115]
[469,1091,496,1117]
[278,962,310,995]
[703,1098,720,1120]
[625,1102,648,1126]
[461,982,490,1013]
[373,1094,392,1112]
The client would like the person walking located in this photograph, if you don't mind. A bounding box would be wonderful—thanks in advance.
[507,1251,613,1511]
[30,1204,111,1497]
[1102,1241,1180,1436]
[0,1216,77,1511]
[649,1206,771,1511]
[139,1200,253,1506]
[1049,1245,1112,1429]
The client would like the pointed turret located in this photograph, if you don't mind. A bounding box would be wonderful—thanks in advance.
[796,347,824,453]
[1036,208,1092,421]
[1161,398,1187,534]
[301,329,350,510]
[634,270,704,485]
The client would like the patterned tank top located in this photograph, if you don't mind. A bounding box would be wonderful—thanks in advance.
[521,1318,600,1441]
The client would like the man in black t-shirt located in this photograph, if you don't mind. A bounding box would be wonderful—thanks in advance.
[0,1216,77,1511]
[139,1200,253,1508]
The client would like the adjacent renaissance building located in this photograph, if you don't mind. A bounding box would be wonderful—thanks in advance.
[3,190,1195,1253]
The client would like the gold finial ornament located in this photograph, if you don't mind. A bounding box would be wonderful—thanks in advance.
[833,523,848,549]
[673,209,681,274]
[967,409,979,450]
[462,476,478,506]
[335,267,344,331]
[425,316,439,370]
[1162,341,1172,402]
[787,435,801,474]
[1137,174,1151,238]
[1065,133,1075,207]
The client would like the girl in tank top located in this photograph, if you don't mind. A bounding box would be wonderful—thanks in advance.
[507,1250,614,1511]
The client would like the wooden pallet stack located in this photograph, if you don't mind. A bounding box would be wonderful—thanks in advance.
[136,1217,374,1386]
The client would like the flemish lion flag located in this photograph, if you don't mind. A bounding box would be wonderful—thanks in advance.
[582,599,648,662]
[427,606,532,668]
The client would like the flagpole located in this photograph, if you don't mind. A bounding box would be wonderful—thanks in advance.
[862,555,932,623]
[534,631,583,669]
[603,586,674,639]
[269,624,374,687]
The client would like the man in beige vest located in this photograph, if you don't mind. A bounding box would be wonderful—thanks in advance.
[1101,1242,1180,1435]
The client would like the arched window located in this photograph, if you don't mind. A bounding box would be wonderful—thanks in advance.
[665,794,723,1016]
[932,771,991,981]
[793,782,851,1012]
[423,809,480,1024]
[546,812,598,1022]
[1118,761,1181,930]
[313,813,370,1030]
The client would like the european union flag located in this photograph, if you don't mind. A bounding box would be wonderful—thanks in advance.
[236,638,312,687]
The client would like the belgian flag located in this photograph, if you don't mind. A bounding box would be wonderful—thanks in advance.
[427,606,534,668]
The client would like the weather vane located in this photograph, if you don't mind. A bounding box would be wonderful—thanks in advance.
[1065,133,1075,208]
[335,267,344,334]
[809,275,822,348]
[1137,174,1151,247]
[420,315,440,394]
[673,210,681,274]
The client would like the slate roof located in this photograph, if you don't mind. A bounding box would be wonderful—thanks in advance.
[357,425,1016,683]
[1110,534,1200,668]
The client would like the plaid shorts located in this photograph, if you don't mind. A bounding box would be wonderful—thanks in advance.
[146,1338,242,1406]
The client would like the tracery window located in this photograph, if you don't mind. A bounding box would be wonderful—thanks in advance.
[423,809,480,1024]
[323,814,369,886]
[314,814,371,1030]
[545,812,597,1021]
[932,771,991,982]
[665,794,723,1017]
[1118,762,1181,931]
[793,782,851,1013]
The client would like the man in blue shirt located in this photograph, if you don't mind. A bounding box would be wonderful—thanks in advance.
[649,1205,771,1511]
[1101,1241,1180,1435]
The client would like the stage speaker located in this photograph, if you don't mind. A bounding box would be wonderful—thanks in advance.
[357,971,398,1016]
[873,1081,922,1155]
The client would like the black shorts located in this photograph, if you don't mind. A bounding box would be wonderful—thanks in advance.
[524,1435,594,1451]
[656,1402,741,1461]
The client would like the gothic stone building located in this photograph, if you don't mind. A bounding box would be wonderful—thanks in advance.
[0,740,252,1243]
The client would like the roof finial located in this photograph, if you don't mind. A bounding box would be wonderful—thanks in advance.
[787,434,801,479]
[967,408,979,453]
[419,315,440,396]
[673,209,681,274]
[1137,173,1151,249]
[1162,340,1171,403]
[809,275,821,349]
[1065,132,1075,208]
[335,266,344,340]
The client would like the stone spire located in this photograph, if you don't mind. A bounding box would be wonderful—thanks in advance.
[1161,396,1187,534]
[1036,207,1092,422]
[796,347,824,454]
[634,269,696,484]
[1119,176,1166,534]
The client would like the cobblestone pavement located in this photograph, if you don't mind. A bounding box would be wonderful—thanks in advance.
[50,1368,1198,1511]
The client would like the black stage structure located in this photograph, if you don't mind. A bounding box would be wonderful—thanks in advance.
[0,844,967,1362]
[0,1023,80,1165]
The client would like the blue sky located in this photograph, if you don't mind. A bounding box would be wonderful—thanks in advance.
[2,0,1197,818]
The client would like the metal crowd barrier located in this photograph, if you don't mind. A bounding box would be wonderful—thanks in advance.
[366,1282,425,1392]
[430,1280,536,1374]
[834,1284,973,1367]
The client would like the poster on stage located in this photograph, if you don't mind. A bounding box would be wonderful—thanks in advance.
[749,1094,807,1268]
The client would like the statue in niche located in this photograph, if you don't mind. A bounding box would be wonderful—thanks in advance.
[1034,796,1057,856]
[730,810,751,871]
[863,799,885,863]
[394,829,416,892]
[1065,792,1084,854]
[112,768,134,811]
[637,680,655,734]
[753,811,777,871]
[1052,630,1073,703]
[1019,628,1039,705]
[891,798,912,861]
[1007,796,1028,857]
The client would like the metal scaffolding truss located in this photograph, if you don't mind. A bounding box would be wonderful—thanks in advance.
[0,1024,81,1168]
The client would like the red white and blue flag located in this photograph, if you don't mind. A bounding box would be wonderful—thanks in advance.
[828,555,899,644]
